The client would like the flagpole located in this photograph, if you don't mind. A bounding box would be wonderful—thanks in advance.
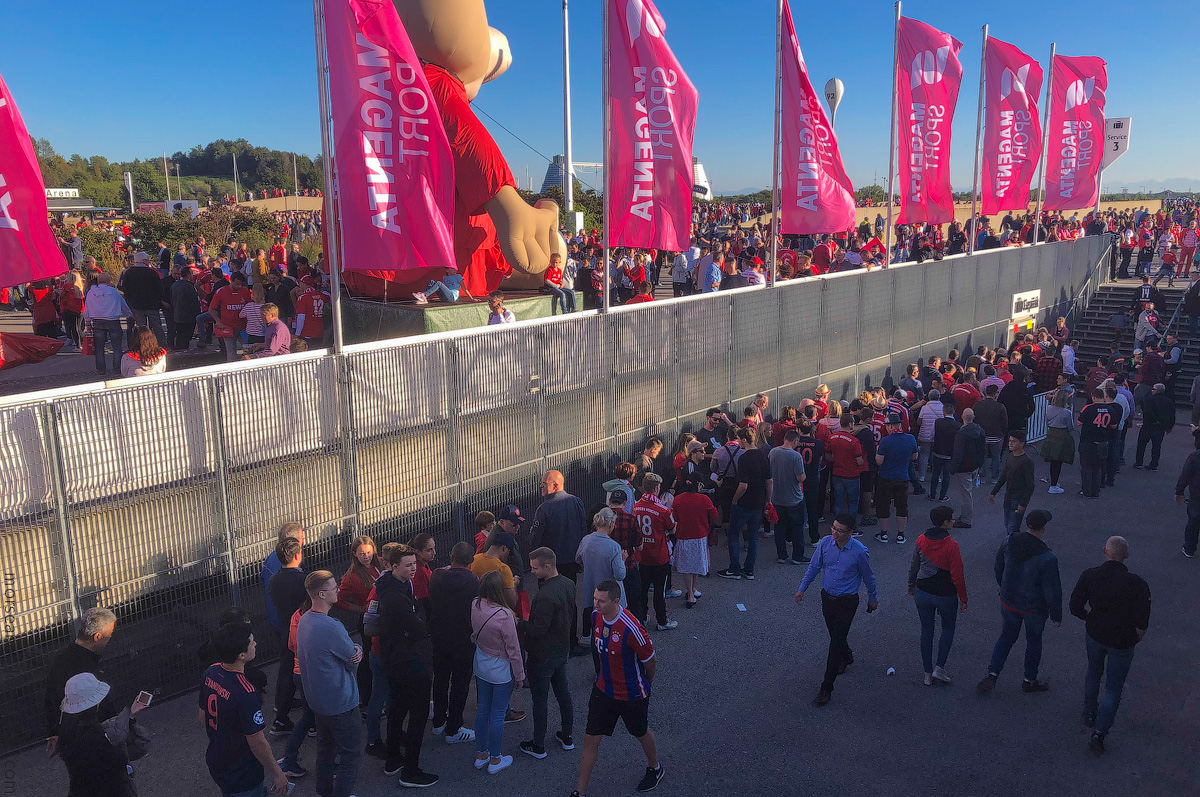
[601,0,611,314]
[968,25,987,255]
[163,151,171,202]
[884,1,900,267]
[769,0,783,288]
[1032,43,1054,246]
[232,150,239,203]
[293,153,300,211]
[312,0,345,353]
[562,0,574,222]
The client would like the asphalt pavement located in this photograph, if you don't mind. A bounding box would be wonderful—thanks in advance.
[7,416,1199,797]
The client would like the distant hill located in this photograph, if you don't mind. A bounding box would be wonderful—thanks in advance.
[35,137,323,210]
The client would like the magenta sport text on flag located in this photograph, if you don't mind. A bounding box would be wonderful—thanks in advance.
[895,17,963,226]
[779,0,855,235]
[1044,54,1107,211]
[323,0,454,271]
[0,77,68,286]
[607,0,698,252]
[980,37,1043,216]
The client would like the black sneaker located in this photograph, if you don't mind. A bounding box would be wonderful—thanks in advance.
[1184,547,1196,559]
[874,531,889,543]
[637,765,665,792]
[384,761,403,777]
[277,759,307,778]
[860,515,878,527]
[555,730,575,750]
[1021,679,1050,693]
[912,485,926,496]
[1132,463,1143,469]
[505,708,527,723]
[895,533,907,544]
[269,718,294,736]
[398,768,439,788]
[791,556,812,564]
[1089,732,1106,755]
[743,570,755,580]
[716,569,742,580]
[850,529,863,538]
[952,521,972,529]
[1082,711,1097,728]
[519,740,547,759]
[976,673,998,693]
[364,741,388,759]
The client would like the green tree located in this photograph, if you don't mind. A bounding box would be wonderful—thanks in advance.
[854,184,887,204]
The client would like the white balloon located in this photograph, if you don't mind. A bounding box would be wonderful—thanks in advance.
[824,78,845,125]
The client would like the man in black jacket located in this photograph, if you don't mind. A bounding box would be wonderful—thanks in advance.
[1174,429,1200,558]
[43,607,119,757]
[372,545,438,788]
[427,542,479,745]
[948,408,986,528]
[518,547,577,759]
[1134,383,1175,470]
[120,252,166,344]
[997,365,1035,438]
[1069,536,1151,754]
[266,537,306,735]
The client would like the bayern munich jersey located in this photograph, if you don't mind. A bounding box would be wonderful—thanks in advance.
[593,608,655,701]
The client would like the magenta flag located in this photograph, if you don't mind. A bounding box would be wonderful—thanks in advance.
[779,0,855,234]
[895,17,963,225]
[980,37,1043,216]
[606,0,698,251]
[322,0,454,271]
[0,75,68,286]
[1044,54,1107,211]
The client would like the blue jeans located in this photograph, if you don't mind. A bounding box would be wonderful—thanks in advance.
[988,607,1047,681]
[914,589,959,673]
[1084,635,1136,734]
[282,674,316,770]
[726,504,762,575]
[314,706,362,797]
[1002,498,1025,535]
[545,285,576,314]
[365,651,390,745]
[773,501,807,561]
[132,308,166,345]
[422,280,460,303]
[917,441,933,479]
[1190,314,1199,338]
[528,655,573,748]
[90,318,124,374]
[929,456,951,499]
[195,311,214,343]
[983,441,1003,481]
[831,476,861,519]
[475,677,514,758]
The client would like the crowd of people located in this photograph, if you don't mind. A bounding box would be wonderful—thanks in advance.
[41,303,1200,795]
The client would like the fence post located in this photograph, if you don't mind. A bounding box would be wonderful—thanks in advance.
[42,402,82,622]
[336,353,361,534]
[444,341,467,543]
[206,378,241,606]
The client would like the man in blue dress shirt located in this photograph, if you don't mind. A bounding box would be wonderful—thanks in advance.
[795,514,879,707]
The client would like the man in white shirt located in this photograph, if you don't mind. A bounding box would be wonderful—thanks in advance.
[1061,341,1077,376]
[82,273,132,376]
[671,251,690,297]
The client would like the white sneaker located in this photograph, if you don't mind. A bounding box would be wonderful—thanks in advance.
[487,755,513,775]
[656,620,679,631]
[933,666,952,684]
[412,292,429,304]
[693,590,701,598]
[446,728,475,744]
[474,757,489,770]
[923,673,934,686]
[432,724,445,736]
[1048,485,1065,494]
[665,589,683,598]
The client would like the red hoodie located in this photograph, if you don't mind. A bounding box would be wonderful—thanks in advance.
[909,529,968,603]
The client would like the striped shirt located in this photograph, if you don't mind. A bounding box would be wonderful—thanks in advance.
[593,608,655,701]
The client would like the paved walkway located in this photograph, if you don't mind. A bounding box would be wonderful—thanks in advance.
[7,415,1200,797]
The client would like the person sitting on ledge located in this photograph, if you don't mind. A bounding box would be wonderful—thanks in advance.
[413,267,467,305]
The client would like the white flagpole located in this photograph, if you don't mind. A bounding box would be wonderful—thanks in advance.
[232,150,239,203]
[163,151,171,201]
[884,1,901,267]
[1032,43,1054,246]
[312,0,345,353]
[601,0,611,313]
[563,0,574,221]
[969,25,987,255]
[293,153,300,211]
[769,0,783,288]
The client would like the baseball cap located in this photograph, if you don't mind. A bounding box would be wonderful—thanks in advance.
[1009,429,1027,443]
[1025,509,1053,530]
[885,413,903,425]
[496,505,525,524]
[686,441,706,455]
[491,531,518,551]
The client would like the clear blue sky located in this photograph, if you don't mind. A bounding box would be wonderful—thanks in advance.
[2,0,1193,194]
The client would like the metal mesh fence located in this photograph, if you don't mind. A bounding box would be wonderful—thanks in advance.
[0,236,1107,754]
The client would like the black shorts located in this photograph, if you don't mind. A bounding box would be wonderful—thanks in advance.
[858,471,876,493]
[874,477,909,519]
[585,686,649,738]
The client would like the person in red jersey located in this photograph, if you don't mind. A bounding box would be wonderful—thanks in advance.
[294,283,330,349]
[209,272,251,362]
[571,580,663,797]
[624,281,654,305]
[633,474,677,632]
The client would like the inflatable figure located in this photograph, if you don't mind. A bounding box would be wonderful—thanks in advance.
[343,0,566,300]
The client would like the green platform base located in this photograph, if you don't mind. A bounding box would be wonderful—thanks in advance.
[345,294,556,342]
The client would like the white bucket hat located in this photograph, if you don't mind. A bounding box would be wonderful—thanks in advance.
[61,672,110,714]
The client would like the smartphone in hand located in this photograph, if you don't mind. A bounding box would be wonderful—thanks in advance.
[135,691,153,707]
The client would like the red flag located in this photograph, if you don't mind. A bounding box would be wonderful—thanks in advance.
[606,0,698,251]
[779,0,855,234]
[980,37,1043,216]
[895,17,963,225]
[322,0,454,271]
[0,74,68,286]
[1044,54,1107,211]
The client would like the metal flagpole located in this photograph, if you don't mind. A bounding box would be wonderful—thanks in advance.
[163,151,171,201]
[175,164,182,200]
[562,0,574,222]
[769,0,782,288]
[293,153,300,211]
[1032,43,1054,246]
[884,1,901,267]
[313,0,346,353]
[601,0,611,313]
[232,150,239,203]
[968,25,987,255]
